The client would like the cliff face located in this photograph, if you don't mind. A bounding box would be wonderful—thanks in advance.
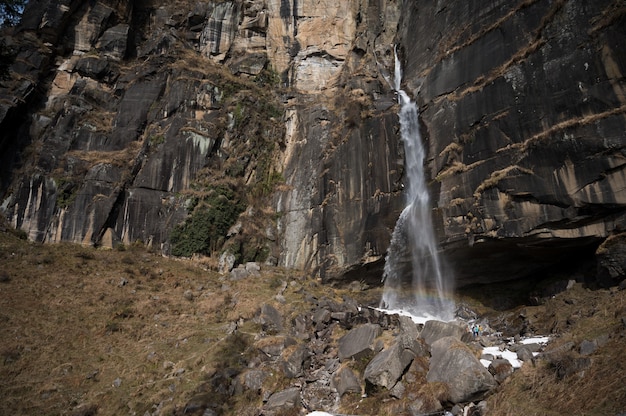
[0,0,404,278]
[0,0,624,287]
[397,0,626,285]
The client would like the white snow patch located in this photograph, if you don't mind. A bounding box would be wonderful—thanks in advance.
[306,412,334,416]
[481,336,550,369]
[520,336,550,345]
[482,346,523,368]
[375,307,454,324]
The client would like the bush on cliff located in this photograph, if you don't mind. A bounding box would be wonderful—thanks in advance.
[170,185,245,257]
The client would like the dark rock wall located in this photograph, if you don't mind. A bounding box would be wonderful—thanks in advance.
[397,0,626,285]
[0,0,624,287]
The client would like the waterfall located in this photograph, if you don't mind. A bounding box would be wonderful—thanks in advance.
[380,49,455,322]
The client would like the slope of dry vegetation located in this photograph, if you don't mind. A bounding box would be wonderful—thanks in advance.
[1,221,625,416]
[0,225,341,416]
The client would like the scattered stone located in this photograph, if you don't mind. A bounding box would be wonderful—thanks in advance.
[579,339,597,356]
[113,377,122,387]
[333,366,361,396]
[420,320,466,346]
[337,323,381,362]
[264,387,300,410]
[183,289,194,301]
[427,336,497,403]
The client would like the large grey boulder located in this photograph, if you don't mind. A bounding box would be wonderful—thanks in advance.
[337,324,381,362]
[420,320,466,346]
[280,344,309,378]
[264,387,301,410]
[364,337,418,390]
[427,336,497,403]
[256,304,284,334]
[333,366,361,396]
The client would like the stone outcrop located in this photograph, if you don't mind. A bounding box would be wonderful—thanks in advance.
[0,0,625,289]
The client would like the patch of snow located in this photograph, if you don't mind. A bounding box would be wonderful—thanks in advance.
[481,335,550,369]
[482,346,523,368]
[520,336,550,344]
[306,412,334,416]
[375,307,453,324]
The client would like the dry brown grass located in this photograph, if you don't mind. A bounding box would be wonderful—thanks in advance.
[485,283,626,416]
[2,224,625,416]
[0,230,313,416]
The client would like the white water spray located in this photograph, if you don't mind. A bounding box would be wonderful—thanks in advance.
[380,49,455,322]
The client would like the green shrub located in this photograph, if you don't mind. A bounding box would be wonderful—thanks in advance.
[170,185,245,257]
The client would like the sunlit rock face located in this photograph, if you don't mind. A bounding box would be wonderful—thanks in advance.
[0,0,405,279]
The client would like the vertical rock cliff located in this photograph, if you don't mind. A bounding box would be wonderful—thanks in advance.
[0,0,624,287]
[396,0,626,286]
[0,0,405,279]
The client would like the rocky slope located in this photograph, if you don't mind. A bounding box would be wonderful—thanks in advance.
[0,0,625,289]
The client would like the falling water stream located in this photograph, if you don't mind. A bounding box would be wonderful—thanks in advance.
[380,50,455,322]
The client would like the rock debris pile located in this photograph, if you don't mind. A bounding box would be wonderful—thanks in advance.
[181,291,551,416]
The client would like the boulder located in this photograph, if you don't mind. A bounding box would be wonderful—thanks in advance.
[245,262,261,276]
[420,320,466,346]
[240,369,267,392]
[337,323,381,362]
[427,337,497,403]
[280,344,309,378]
[516,346,534,363]
[488,358,514,384]
[332,366,361,397]
[364,336,420,390]
[230,266,249,281]
[264,387,300,410]
[257,304,283,334]
[398,315,420,339]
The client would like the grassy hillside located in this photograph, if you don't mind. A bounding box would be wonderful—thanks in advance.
[0,226,343,415]
[1,223,625,416]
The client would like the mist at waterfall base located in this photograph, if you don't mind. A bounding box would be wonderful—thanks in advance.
[379,52,455,324]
